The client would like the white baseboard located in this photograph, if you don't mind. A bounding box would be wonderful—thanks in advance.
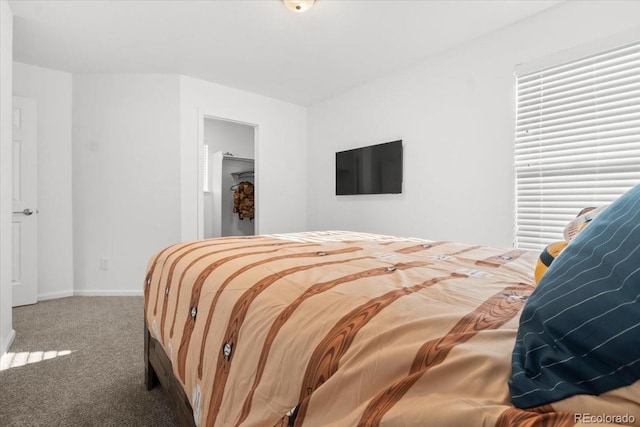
[73,289,143,297]
[1,328,16,355]
[38,290,74,301]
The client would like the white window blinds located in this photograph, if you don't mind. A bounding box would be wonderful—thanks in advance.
[203,144,210,192]
[515,40,640,250]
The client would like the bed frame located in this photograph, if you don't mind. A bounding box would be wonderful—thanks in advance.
[145,325,196,427]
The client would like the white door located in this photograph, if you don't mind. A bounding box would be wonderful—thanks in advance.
[12,96,38,307]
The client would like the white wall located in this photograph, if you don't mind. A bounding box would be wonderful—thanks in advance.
[72,74,181,295]
[13,62,74,301]
[307,0,640,248]
[180,76,307,240]
[204,118,255,159]
[0,0,14,355]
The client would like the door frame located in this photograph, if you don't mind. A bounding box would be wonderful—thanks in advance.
[197,110,258,240]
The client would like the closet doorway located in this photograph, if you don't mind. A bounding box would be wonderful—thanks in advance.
[202,117,256,238]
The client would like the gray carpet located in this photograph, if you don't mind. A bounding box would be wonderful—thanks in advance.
[0,296,179,427]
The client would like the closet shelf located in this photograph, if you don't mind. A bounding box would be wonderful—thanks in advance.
[223,155,254,163]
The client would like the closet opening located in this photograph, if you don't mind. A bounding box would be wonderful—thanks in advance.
[202,117,256,238]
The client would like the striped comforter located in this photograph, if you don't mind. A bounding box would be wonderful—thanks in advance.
[143,231,600,427]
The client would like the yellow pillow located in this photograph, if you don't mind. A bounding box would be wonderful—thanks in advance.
[534,241,567,284]
[534,205,607,284]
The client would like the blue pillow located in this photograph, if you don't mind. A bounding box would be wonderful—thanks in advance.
[509,182,640,408]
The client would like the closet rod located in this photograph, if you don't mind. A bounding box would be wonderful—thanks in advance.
[230,180,254,191]
[230,170,254,179]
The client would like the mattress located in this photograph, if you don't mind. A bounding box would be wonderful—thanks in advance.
[143,231,637,427]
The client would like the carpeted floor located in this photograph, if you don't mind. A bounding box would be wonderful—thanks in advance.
[0,296,179,427]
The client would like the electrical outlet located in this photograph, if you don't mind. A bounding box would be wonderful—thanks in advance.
[100,258,109,271]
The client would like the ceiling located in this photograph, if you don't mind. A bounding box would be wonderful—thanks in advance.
[9,0,562,106]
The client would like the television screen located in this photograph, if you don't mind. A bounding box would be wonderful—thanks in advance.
[336,140,403,195]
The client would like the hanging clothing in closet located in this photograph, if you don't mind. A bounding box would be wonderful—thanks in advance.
[209,152,255,238]
[233,181,254,220]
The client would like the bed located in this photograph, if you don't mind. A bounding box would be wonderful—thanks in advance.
[144,222,640,426]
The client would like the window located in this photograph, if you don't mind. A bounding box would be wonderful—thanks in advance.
[514,39,640,250]
[203,144,210,193]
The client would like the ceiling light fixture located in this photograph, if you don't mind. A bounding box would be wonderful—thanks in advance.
[283,0,315,13]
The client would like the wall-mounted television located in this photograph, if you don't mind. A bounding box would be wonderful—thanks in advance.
[336,140,403,195]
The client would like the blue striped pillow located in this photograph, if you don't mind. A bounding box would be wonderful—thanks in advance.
[509,183,640,408]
